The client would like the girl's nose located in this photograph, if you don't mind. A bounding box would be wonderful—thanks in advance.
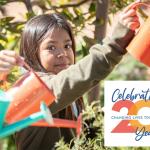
[57,49,66,58]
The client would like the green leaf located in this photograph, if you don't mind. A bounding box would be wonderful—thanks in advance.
[73,7,82,16]
[25,12,36,20]
[89,2,96,12]
[0,17,14,26]
[0,0,7,6]
[61,8,74,21]
[0,34,8,42]
[0,43,4,50]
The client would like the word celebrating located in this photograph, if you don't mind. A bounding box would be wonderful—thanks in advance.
[112,88,150,102]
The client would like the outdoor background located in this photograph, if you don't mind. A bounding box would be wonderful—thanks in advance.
[0,0,150,149]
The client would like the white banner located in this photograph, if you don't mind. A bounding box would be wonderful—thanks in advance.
[104,81,150,146]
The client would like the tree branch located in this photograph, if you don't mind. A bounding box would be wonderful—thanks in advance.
[0,0,94,14]
[24,0,34,13]
[3,0,22,3]
[50,0,92,9]
[0,0,34,13]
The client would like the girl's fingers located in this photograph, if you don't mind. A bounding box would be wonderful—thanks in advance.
[0,65,13,73]
[128,22,140,30]
[0,68,12,73]
[2,50,16,57]
[16,56,25,66]
[0,51,17,65]
[121,9,137,20]
[120,14,140,30]
[0,60,14,68]
[0,56,17,65]
[123,19,140,30]
[123,16,139,25]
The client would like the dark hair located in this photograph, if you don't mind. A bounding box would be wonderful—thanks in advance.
[20,13,75,72]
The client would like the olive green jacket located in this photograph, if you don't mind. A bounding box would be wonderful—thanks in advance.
[15,23,134,150]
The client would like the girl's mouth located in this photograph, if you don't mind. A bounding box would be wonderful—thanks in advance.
[55,64,69,69]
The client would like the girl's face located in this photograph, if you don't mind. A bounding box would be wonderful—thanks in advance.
[38,28,74,74]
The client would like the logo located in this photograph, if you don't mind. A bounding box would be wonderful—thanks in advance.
[104,81,150,146]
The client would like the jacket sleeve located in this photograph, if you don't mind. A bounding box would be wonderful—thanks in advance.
[39,23,135,114]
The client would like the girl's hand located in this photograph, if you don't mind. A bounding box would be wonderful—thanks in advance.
[119,1,141,31]
[0,50,18,73]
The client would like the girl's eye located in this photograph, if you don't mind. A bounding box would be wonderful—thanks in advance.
[47,45,56,51]
[65,44,72,49]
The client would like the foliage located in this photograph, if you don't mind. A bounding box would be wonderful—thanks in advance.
[0,136,16,150]
[55,101,109,150]
[106,54,148,81]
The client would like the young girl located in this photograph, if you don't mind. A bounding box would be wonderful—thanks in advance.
[0,2,140,150]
